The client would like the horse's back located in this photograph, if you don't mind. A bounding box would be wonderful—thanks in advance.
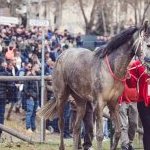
[58,48,92,63]
[55,48,93,71]
[52,48,94,101]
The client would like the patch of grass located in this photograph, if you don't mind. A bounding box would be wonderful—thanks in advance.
[2,107,143,150]
[0,137,144,150]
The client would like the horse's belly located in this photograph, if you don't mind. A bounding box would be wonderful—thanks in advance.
[69,83,93,102]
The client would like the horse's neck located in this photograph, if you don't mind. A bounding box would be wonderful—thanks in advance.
[108,45,134,79]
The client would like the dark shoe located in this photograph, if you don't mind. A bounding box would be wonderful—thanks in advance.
[129,145,135,150]
[121,146,129,150]
[64,134,72,139]
[84,147,93,150]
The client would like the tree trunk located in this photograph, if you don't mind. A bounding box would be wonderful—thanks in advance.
[79,0,99,34]
[141,1,150,25]
[0,0,9,8]
[54,0,63,29]
[116,3,121,34]
[134,7,138,26]
[101,5,107,35]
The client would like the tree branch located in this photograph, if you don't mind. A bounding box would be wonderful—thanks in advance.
[78,0,88,25]
[141,1,150,24]
[89,0,98,25]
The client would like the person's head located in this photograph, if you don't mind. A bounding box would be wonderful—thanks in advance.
[45,51,50,59]
[7,60,13,70]
[15,51,21,57]
[12,58,17,66]
[25,62,32,71]
[46,58,53,66]
[32,63,40,75]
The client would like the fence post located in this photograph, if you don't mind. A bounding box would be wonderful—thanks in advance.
[40,27,45,142]
[109,119,114,149]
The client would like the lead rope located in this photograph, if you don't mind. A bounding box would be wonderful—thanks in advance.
[137,71,145,93]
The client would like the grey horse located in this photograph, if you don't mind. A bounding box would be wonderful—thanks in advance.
[38,21,150,150]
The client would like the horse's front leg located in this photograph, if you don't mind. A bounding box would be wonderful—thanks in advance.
[108,102,121,150]
[73,101,86,150]
[95,100,105,150]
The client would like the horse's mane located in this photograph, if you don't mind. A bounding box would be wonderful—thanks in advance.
[94,27,138,58]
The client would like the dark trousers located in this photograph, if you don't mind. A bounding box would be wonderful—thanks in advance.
[71,101,94,150]
[137,101,150,150]
[64,102,71,137]
[82,102,94,150]
[47,102,71,135]
[0,98,5,135]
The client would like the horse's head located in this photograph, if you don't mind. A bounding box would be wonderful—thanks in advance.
[138,20,150,72]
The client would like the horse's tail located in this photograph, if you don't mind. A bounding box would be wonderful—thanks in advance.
[37,99,58,120]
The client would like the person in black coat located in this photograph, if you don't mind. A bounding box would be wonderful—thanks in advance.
[23,63,40,133]
[0,57,12,137]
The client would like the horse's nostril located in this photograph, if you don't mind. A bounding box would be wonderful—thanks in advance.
[147,44,150,48]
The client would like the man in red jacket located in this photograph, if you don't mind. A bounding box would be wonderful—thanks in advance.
[119,61,139,150]
[129,60,150,150]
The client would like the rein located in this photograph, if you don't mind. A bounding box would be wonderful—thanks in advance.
[105,55,127,83]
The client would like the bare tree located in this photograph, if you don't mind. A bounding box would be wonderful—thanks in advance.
[123,0,150,26]
[141,0,150,24]
[53,0,67,29]
[78,0,100,34]
[0,0,9,8]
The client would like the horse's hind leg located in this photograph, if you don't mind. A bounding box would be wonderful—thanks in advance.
[57,91,69,150]
[73,100,86,150]
[95,104,104,150]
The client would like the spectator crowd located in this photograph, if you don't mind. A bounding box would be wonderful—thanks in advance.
[0,24,110,138]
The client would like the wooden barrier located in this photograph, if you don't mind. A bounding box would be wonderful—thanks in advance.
[0,124,38,144]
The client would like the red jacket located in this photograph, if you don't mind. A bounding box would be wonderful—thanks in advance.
[120,60,150,106]
[119,69,138,103]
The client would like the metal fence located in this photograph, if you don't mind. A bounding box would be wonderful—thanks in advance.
[0,76,144,149]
